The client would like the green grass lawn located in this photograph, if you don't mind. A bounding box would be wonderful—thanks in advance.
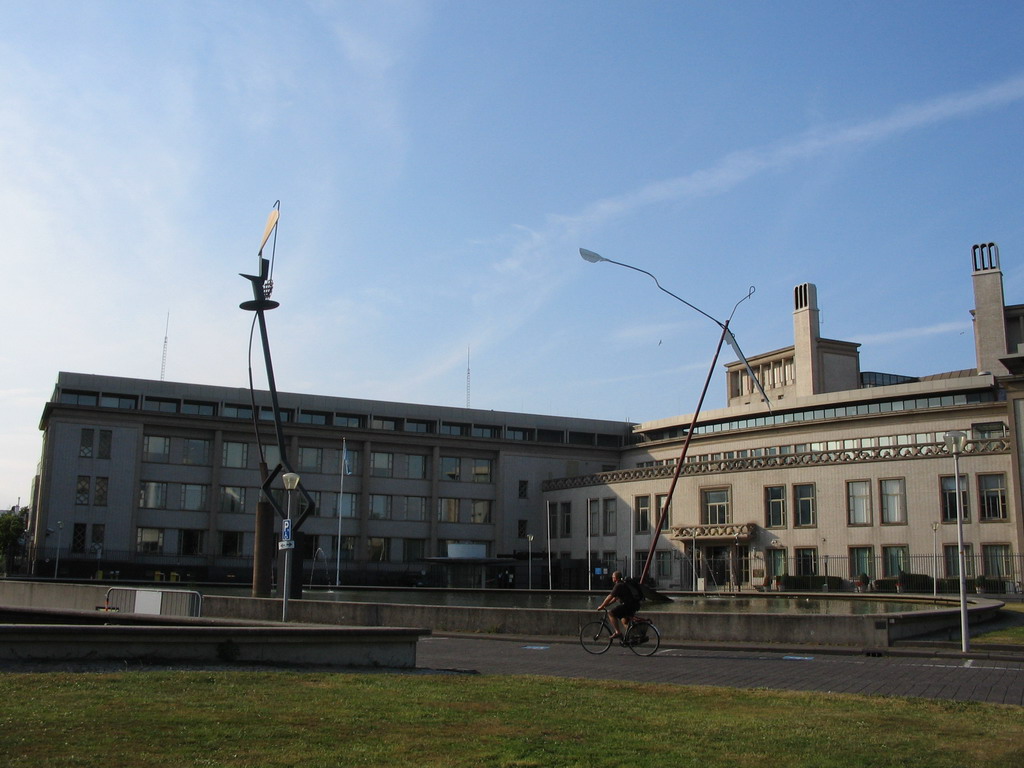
[1,672,1021,768]
[975,602,1024,645]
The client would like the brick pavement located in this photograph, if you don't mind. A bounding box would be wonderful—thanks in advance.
[416,635,1024,706]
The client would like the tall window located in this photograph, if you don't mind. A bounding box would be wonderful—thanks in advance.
[139,481,167,509]
[982,544,1012,578]
[978,474,1007,520]
[220,486,246,514]
[846,480,871,525]
[794,484,816,527]
[406,455,428,479]
[940,475,969,522]
[181,484,208,511]
[220,531,244,557]
[179,530,205,556]
[298,447,323,473]
[339,492,358,518]
[634,495,651,534]
[222,441,248,468]
[795,547,817,576]
[882,545,909,577]
[369,495,392,519]
[438,498,459,523]
[765,486,786,528]
[701,488,730,525]
[767,548,787,579]
[472,459,493,483]
[560,502,571,537]
[471,500,492,524]
[79,428,94,458]
[880,479,907,524]
[656,494,671,531]
[367,537,390,561]
[403,538,427,563]
[655,550,673,580]
[93,477,109,506]
[183,438,211,465]
[370,452,393,478]
[849,546,873,579]
[143,436,170,463]
[588,499,600,536]
[75,476,91,505]
[602,498,616,536]
[97,430,112,459]
[944,544,975,578]
[440,457,461,481]
[71,523,87,553]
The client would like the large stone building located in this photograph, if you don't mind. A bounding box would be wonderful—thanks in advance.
[25,243,1024,591]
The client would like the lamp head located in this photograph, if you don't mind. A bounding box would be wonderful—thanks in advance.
[282,472,301,490]
[579,248,607,264]
[943,430,968,454]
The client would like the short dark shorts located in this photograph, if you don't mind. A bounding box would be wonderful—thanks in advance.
[610,603,638,620]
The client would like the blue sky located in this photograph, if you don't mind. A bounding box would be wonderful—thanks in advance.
[1,1,1023,508]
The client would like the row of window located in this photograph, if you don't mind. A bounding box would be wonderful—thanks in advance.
[637,425,1008,469]
[61,390,622,446]
[141,435,496,483]
[770,543,1016,580]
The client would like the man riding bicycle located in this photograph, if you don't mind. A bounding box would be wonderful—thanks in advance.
[596,570,641,639]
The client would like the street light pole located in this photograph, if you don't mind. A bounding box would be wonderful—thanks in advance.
[943,431,970,653]
[281,472,301,622]
[53,521,63,580]
[931,521,939,599]
[527,534,534,590]
[580,248,770,586]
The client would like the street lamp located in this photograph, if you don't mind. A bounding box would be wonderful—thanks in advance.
[931,521,939,599]
[281,472,301,622]
[943,431,970,653]
[580,248,770,586]
[526,534,534,590]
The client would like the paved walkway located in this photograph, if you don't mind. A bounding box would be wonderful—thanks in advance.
[416,635,1024,706]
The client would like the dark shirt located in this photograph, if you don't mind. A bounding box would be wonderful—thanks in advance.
[611,580,639,608]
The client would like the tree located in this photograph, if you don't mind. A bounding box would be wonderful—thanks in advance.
[0,512,26,575]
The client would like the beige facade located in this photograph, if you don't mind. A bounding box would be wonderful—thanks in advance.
[544,244,1023,591]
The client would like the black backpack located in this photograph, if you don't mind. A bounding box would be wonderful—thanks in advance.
[623,577,646,604]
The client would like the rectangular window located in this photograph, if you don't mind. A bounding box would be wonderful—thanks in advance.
[882,545,909,577]
[471,500,492,524]
[370,452,393,478]
[136,527,164,554]
[849,546,873,580]
[93,477,109,506]
[372,417,400,431]
[518,519,529,539]
[367,537,390,561]
[339,492,358,518]
[179,529,205,556]
[143,397,178,413]
[222,441,248,468]
[143,436,170,463]
[404,496,428,522]
[943,543,975,578]
[79,428,94,458]
[220,531,244,557]
[978,474,1007,520]
[440,457,461,481]
[405,419,432,433]
[634,495,651,534]
[518,480,529,499]
[439,422,468,436]
[140,481,167,509]
[406,454,428,479]
[438,498,459,523]
[880,479,907,524]
[335,413,364,428]
[765,486,786,528]
[181,484,208,511]
[940,475,970,522]
[183,438,211,465]
[655,494,671,531]
[701,488,730,525]
[97,429,112,459]
[91,524,105,550]
[403,538,427,562]
[75,476,91,505]
[602,498,616,536]
[223,404,253,420]
[71,523,86,553]
[369,494,392,520]
[794,484,816,527]
[299,446,323,473]
[561,502,571,537]
[547,501,559,539]
[767,548,787,579]
[220,486,246,514]
[982,544,1012,578]
[587,499,600,537]
[340,448,360,475]
[297,410,330,425]
[472,458,493,483]
[182,400,216,416]
[507,427,532,441]
[846,480,871,525]
[101,394,137,410]
[795,547,817,576]
[655,550,673,580]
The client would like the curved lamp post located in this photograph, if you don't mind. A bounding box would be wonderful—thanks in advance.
[580,248,771,587]
[943,430,970,653]
[526,534,534,590]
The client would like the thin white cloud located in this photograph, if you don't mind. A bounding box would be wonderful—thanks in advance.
[855,321,971,346]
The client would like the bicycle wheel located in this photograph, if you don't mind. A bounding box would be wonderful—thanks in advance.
[625,621,660,656]
[579,620,614,654]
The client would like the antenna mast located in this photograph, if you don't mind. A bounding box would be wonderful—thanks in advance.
[160,312,169,380]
